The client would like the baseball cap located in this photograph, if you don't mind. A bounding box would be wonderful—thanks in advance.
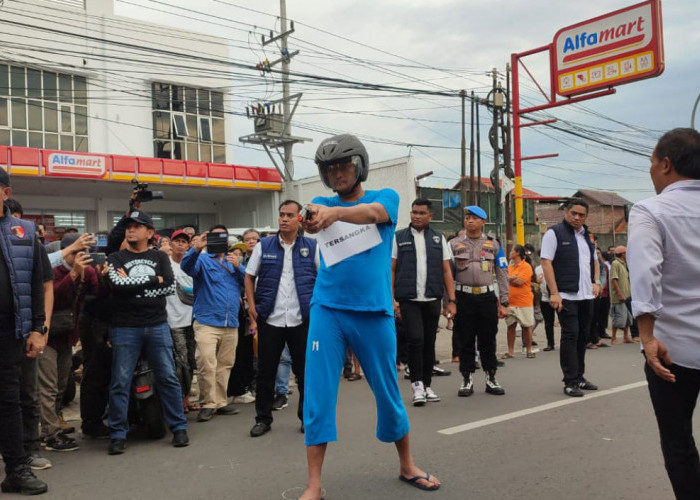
[171,229,191,242]
[464,205,487,220]
[60,233,81,250]
[614,245,627,255]
[0,168,10,187]
[125,210,154,229]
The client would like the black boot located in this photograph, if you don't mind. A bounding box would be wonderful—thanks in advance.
[1,463,48,495]
[485,370,505,395]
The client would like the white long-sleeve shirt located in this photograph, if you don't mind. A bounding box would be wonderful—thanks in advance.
[628,179,700,370]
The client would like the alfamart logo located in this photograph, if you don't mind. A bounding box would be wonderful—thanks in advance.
[561,15,646,63]
[47,153,106,178]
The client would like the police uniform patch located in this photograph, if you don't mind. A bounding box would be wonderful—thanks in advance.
[300,247,309,257]
[432,235,440,244]
[10,226,25,238]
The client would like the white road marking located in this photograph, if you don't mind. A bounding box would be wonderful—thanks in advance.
[438,380,648,435]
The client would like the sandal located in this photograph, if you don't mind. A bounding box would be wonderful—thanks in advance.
[526,352,536,359]
[500,353,514,359]
[347,373,363,381]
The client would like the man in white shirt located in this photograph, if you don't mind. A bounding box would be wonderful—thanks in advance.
[628,127,700,499]
[245,200,319,437]
[540,199,601,397]
[165,230,195,412]
[391,199,456,406]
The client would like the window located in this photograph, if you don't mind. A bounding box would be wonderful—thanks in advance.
[151,82,225,162]
[172,114,187,138]
[0,64,88,150]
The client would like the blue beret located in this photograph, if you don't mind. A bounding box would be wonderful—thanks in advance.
[464,205,487,220]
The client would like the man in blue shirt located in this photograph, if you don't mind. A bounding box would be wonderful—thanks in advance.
[181,225,245,422]
[298,134,440,500]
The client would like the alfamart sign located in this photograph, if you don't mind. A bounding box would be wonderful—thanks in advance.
[46,152,107,178]
[552,0,664,96]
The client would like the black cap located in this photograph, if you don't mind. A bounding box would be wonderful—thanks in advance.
[60,233,81,250]
[125,210,154,229]
[0,168,10,187]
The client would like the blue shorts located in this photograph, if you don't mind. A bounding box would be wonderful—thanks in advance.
[303,305,410,446]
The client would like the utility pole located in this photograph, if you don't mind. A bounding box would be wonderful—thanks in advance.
[239,0,310,183]
[279,0,293,179]
[504,64,513,252]
[489,68,501,241]
[460,89,467,209]
[476,95,482,207]
[469,91,475,205]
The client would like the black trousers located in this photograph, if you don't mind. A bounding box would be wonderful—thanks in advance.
[625,297,639,337]
[255,320,307,425]
[399,300,441,387]
[228,317,255,397]
[540,300,557,348]
[456,291,498,374]
[588,297,603,344]
[79,314,112,432]
[0,335,27,473]
[558,299,593,385]
[395,318,409,366]
[19,356,40,455]
[645,361,700,499]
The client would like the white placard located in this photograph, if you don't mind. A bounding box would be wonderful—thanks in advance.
[501,176,515,203]
[316,221,382,267]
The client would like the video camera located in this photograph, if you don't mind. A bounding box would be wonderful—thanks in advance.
[130,178,164,206]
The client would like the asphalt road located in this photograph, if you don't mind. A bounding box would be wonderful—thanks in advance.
[41,325,686,500]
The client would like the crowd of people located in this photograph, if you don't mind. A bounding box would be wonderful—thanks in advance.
[1,128,699,498]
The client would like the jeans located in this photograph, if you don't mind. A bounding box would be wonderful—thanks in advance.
[645,362,700,499]
[79,314,111,433]
[19,356,41,455]
[399,299,441,387]
[108,323,187,440]
[0,335,27,473]
[558,299,593,385]
[456,291,498,374]
[275,344,291,395]
[255,320,307,425]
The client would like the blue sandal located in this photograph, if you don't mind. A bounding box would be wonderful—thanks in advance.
[399,473,440,491]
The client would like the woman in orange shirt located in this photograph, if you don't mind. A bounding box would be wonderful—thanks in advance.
[503,245,536,358]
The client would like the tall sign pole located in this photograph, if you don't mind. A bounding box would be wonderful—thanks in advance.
[280,0,293,179]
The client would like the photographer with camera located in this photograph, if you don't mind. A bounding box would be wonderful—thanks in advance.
[39,234,98,452]
[181,226,245,422]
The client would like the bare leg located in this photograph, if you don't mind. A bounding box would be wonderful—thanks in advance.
[299,444,327,500]
[623,327,633,343]
[611,327,620,344]
[506,324,516,355]
[396,432,440,489]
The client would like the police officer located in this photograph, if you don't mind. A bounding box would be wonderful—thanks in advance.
[449,206,508,397]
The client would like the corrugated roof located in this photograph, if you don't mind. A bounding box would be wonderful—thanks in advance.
[573,189,632,206]
[451,177,543,198]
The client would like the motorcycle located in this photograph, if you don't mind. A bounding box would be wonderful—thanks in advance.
[128,356,167,440]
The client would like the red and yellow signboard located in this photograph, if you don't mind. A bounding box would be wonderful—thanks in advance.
[552,0,664,97]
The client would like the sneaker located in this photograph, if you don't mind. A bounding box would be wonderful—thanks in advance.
[107,438,126,455]
[44,434,79,452]
[412,382,426,407]
[432,365,451,376]
[425,387,440,402]
[578,379,598,391]
[216,404,240,415]
[26,454,52,470]
[485,371,505,395]
[272,393,288,411]
[458,372,474,397]
[564,384,584,397]
[171,430,189,447]
[0,464,48,495]
[232,391,256,404]
[81,423,110,440]
[197,408,215,422]
[250,422,271,437]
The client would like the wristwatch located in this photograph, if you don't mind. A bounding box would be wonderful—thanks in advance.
[500,301,509,307]
[448,298,457,304]
[593,280,601,285]
[37,326,48,335]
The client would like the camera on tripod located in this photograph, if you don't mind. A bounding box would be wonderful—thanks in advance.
[130,178,165,204]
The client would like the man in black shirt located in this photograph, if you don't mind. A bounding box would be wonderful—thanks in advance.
[105,210,189,455]
[0,168,48,495]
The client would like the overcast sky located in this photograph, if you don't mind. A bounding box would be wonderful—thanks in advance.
[116,0,700,202]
